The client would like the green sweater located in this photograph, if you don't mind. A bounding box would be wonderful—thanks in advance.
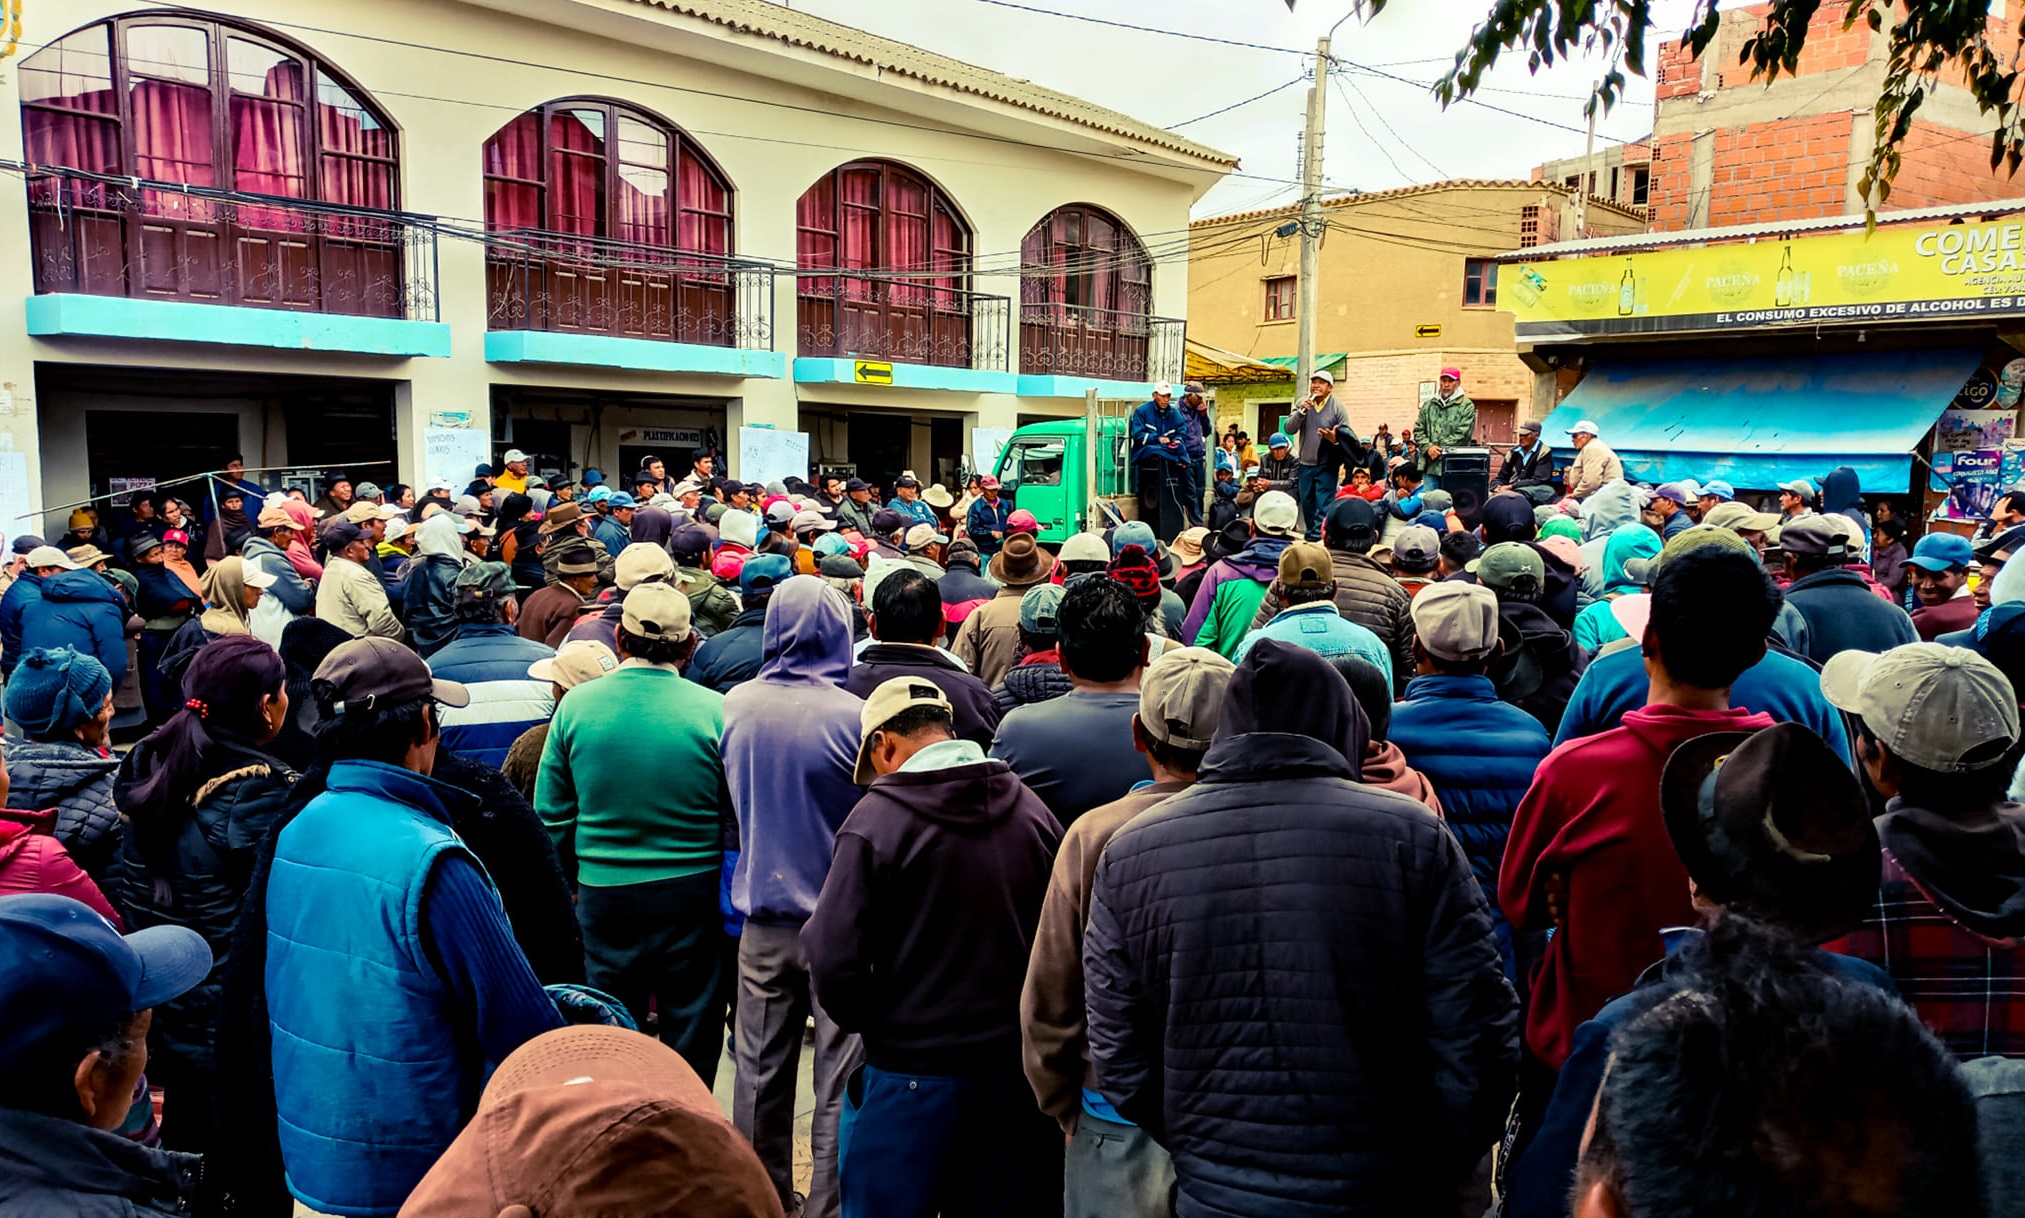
[1192,578,1271,659]
[535,665,728,887]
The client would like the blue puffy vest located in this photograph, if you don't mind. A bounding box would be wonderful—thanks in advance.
[265,761,484,1216]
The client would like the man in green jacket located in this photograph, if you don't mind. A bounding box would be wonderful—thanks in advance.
[1182,491,1301,659]
[1415,366,1477,484]
[536,582,731,1082]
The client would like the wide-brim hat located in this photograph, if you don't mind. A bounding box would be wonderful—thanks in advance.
[1659,723,1881,944]
[988,536,1056,587]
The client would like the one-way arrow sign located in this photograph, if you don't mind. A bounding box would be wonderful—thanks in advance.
[854,360,894,384]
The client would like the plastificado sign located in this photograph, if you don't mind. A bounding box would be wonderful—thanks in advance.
[1508,218,2025,339]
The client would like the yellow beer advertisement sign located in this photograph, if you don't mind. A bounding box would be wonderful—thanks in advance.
[1508,218,2025,339]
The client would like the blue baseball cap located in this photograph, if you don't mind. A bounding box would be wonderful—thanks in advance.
[1907,531,1975,572]
[0,894,211,1073]
[1112,520,1157,556]
[1268,432,1291,449]
[581,469,605,486]
[605,492,637,510]
[584,486,612,505]
[739,553,793,593]
[1699,480,1735,502]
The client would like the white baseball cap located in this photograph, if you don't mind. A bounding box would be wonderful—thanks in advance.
[1311,369,1335,386]
[24,546,77,570]
[503,449,529,464]
[1252,491,1300,538]
[1152,381,1173,397]
[1566,420,1601,437]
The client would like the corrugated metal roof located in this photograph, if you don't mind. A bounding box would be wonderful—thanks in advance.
[1500,196,2025,260]
[622,0,1238,167]
[1192,179,1645,228]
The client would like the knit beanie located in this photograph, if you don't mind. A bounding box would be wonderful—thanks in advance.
[1108,544,1163,606]
[6,647,112,739]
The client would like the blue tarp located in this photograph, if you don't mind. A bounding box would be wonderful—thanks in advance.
[1539,348,1984,492]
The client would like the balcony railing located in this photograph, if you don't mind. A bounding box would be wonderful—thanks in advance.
[486,229,773,350]
[28,169,437,321]
[797,271,1011,371]
[1019,302,1184,385]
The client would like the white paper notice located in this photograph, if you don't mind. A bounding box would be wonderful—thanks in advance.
[0,453,33,553]
[738,427,810,487]
[423,428,491,494]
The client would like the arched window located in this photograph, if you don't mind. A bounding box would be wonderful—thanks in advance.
[22,13,403,313]
[481,99,736,344]
[1019,205,1155,380]
[795,161,979,367]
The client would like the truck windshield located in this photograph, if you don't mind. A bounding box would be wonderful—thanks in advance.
[1004,442,1065,487]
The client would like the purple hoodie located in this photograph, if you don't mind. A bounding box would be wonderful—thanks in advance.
[722,575,866,923]
[1179,538,1290,644]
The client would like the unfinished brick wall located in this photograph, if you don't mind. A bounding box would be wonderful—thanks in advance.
[1707,113,1852,226]
[1646,132,1698,231]
[1885,120,2025,208]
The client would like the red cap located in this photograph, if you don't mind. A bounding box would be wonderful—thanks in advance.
[978,475,1001,490]
[1440,366,1462,380]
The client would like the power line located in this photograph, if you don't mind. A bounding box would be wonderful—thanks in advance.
[1335,74,1449,181]
[970,0,1309,55]
[1332,76,1417,184]
[1170,76,1305,128]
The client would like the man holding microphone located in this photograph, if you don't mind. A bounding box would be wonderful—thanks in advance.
[1286,370,1350,542]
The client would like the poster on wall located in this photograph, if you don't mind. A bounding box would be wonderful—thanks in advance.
[0,453,32,555]
[423,427,491,494]
[737,426,809,488]
[1936,448,2005,521]
[1935,408,2016,454]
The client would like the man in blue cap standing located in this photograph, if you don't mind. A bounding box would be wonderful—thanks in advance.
[1129,383,1189,542]
[1907,531,1979,640]
[0,894,213,1214]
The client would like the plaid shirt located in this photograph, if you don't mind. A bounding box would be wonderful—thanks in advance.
[1832,848,2025,1059]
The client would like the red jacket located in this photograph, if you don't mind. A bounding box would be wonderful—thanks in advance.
[0,809,123,927]
[1500,703,1774,1067]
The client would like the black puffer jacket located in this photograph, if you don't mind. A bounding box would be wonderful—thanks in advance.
[404,552,465,659]
[2,735,121,879]
[1490,601,1587,736]
[108,737,296,1089]
[1249,547,1416,690]
[686,605,767,693]
[1083,642,1518,1217]
[991,657,1071,716]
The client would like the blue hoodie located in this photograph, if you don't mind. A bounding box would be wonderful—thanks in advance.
[723,575,866,924]
[21,570,128,686]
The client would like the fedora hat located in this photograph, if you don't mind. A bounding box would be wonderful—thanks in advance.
[987,534,1056,588]
[1659,722,1881,944]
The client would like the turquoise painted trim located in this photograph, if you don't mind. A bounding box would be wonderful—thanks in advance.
[792,356,1018,394]
[1014,373,1156,399]
[485,329,786,378]
[25,293,450,357]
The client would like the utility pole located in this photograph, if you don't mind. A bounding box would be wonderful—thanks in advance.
[1296,35,1330,390]
[1576,92,1596,238]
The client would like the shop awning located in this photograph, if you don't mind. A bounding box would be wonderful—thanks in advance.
[1538,348,1985,492]
[1257,353,1347,376]
[1184,339,1291,385]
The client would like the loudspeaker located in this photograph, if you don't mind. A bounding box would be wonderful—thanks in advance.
[1437,447,1493,528]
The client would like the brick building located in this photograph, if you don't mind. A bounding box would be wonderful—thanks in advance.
[1645,3,2017,229]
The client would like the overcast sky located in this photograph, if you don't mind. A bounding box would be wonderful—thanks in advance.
[789,0,1714,217]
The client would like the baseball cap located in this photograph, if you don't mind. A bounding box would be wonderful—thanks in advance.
[1277,541,1333,591]
[1182,380,1206,394]
[1322,497,1378,545]
[320,519,369,549]
[0,894,213,1074]
[240,561,278,590]
[528,640,620,690]
[1419,489,1455,516]
[895,473,920,488]
[1703,501,1782,533]
[1654,481,1698,504]
[1243,465,1263,480]
[791,509,836,534]
[1311,369,1335,386]
[1659,723,1881,944]
[855,676,955,784]
[1438,366,1460,380]
[1412,581,1501,662]
[1252,491,1300,538]
[1019,584,1065,634]
[1152,380,1174,396]
[615,542,676,591]
[355,481,384,499]
[1267,432,1291,449]
[343,501,401,524]
[451,496,485,518]
[316,636,470,710]
[1906,531,1974,572]
[605,491,637,510]
[400,1026,776,1218]
[1112,520,1158,555]
[25,545,78,570]
[1139,646,1237,751]
[8,535,45,556]
[1700,480,1736,501]
[739,553,792,594]
[1778,478,1818,499]
[1059,532,1109,564]
[818,553,864,580]
[1566,420,1600,437]
[453,561,515,603]
[585,486,613,505]
[843,478,869,493]
[1518,419,1542,435]
[621,582,693,644]
[977,475,1001,491]
[904,523,949,550]
[253,507,298,531]
[1772,515,1846,561]
[1821,643,2021,772]
[502,448,529,464]
[1006,509,1039,536]
[1391,524,1441,567]
[764,501,797,529]
[581,469,606,486]
[1467,541,1545,595]
[718,510,759,550]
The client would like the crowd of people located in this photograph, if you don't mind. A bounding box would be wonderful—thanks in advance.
[4,418,2025,1218]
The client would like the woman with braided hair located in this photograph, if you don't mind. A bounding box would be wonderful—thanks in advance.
[107,633,295,1154]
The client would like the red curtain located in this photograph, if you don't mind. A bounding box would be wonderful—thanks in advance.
[317,79,391,211]
[676,149,728,256]
[548,110,604,239]
[483,111,543,231]
[229,62,308,230]
[840,169,878,299]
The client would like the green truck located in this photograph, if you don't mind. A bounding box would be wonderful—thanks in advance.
[991,413,1136,545]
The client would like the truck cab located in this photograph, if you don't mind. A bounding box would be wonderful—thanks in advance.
[992,415,1133,545]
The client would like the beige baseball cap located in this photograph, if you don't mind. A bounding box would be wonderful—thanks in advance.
[343,501,402,524]
[1701,501,1783,535]
[614,542,676,592]
[1411,581,1501,662]
[529,640,619,690]
[1276,542,1333,592]
[1139,646,1236,751]
[620,582,692,644]
[855,676,954,784]
[1821,643,2020,772]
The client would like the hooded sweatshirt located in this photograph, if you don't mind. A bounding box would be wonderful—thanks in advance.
[724,577,865,924]
[1574,480,1643,606]
[1183,537,1292,657]
[1501,702,1776,1067]
[1572,525,1662,652]
[405,514,472,659]
[279,500,322,581]
[803,741,1061,1075]
[629,505,675,550]
[23,571,129,687]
